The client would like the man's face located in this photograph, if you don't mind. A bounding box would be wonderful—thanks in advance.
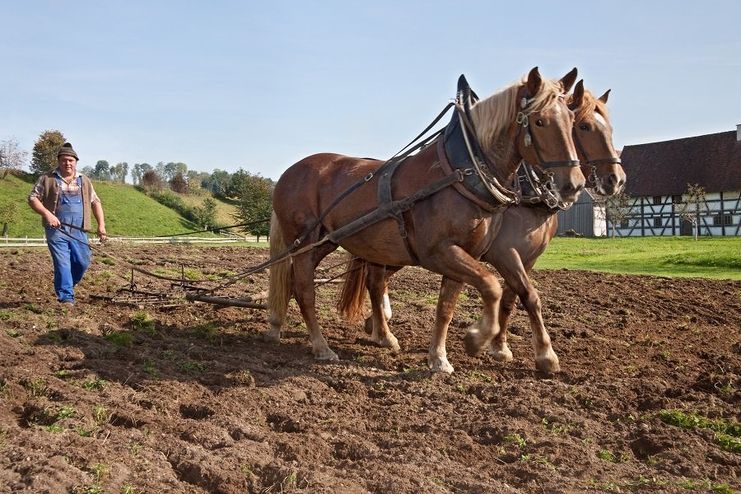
[58,156,77,176]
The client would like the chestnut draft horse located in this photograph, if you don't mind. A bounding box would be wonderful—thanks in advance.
[339,80,625,373]
[267,67,584,372]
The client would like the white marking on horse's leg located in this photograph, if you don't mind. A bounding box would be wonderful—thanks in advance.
[428,350,454,374]
[489,339,513,362]
[382,293,392,321]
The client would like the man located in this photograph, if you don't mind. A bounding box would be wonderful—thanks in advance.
[28,142,107,305]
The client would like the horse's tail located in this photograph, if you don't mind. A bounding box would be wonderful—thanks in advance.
[267,211,292,330]
[337,255,368,324]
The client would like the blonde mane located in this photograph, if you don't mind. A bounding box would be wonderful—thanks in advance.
[569,88,610,124]
[470,76,565,153]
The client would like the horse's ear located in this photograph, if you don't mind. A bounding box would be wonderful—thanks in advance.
[598,89,611,104]
[571,79,585,108]
[560,67,578,93]
[526,67,543,96]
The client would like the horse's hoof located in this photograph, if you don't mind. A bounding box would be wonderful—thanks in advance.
[375,335,400,353]
[463,329,489,356]
[489,345,513,362]
[314,348,339,362]
[535,352,560,373]
[263,328,281,343]
[428,354,454,374]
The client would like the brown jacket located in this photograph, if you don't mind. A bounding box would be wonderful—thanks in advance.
[33,172,96,231]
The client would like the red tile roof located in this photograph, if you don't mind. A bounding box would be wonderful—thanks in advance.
[620,130,741,196]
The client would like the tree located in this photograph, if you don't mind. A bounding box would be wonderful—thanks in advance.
[601,190,632,238]
[235,173,273,241]
[0,201,19,237]
[186,170,210,190]
[192,198,217,229]
[131,162,152,185]
[111,162,128,183]
[169,172,188,193]
[31,130,65,174]
[140,169,163,192]
[676,183,707,240]
[0,137,28,178]
[93,160,111,181]
[203,169,232,198]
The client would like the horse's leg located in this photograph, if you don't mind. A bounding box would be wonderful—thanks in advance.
[426,246,503,370]
[366,265,400,351]
[292,243,341,361]
[364,267,394,334]
[489,283,517,363]
[493,255,559,373]
[428,276,465,373]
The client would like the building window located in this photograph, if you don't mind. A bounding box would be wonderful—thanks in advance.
[620,219,629,229]
[672,195,682,203]
[654,217,663,228]
[714,214,733,226]
[653,196,663,205]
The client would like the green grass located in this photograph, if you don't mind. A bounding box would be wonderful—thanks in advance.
[176,189,241,226]
[536,236,741,280]
[0,173,226,237]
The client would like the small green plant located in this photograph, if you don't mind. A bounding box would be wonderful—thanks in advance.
[24,377,48,398]
[129,442,143,457]
[23,303,43,314]
[100,257,115,266]
[130,312,156,334]
[45,423,63,433]
[104,331,133,347]
[5,328,19,337]
[504,433,527,448]
[658,409,740,453]
[121,484,136,494]
[81,378,106,391]
[75,425,96,437]
[597,449,619,463]
[55,369,73,379]
[142,359,158,376]
[92,405,109,425]
[56,406,76,420]
[91,463,108,483]
[178,360,206,373]
[0,309,12,321]
[193,322,219,341]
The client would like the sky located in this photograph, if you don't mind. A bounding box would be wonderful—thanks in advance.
[2,0,740,181]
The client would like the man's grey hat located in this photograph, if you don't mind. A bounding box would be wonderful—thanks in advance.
[57,142,79,161]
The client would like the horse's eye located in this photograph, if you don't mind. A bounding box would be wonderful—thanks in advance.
[535,119,544,127]
[579,123,589,131]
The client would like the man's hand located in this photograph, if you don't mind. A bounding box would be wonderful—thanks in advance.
[45,213,61,228]
[97,227,108,243]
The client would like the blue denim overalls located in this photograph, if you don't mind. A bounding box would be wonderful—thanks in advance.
[45,176,92,303]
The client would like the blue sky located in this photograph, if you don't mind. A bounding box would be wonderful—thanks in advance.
[2,1,739,180]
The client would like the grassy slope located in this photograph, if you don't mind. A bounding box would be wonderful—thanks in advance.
[0,174,200,237]
[536,236,741,280]
[176,189,240,226]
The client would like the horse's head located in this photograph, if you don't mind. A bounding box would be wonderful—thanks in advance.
[569,80,626,197]
[470,67,584,206]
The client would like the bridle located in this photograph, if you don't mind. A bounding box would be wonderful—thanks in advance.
[516,94,581,170]
[453,78,580,207]
[570,109,622,191]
